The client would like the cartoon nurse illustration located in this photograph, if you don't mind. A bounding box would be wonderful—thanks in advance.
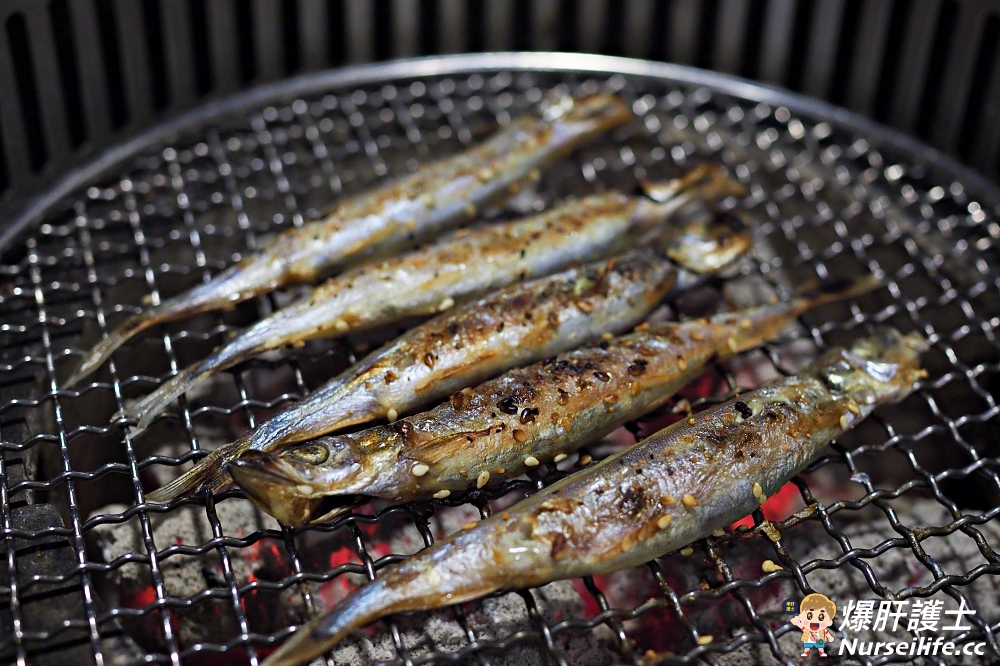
[789,593,837,657]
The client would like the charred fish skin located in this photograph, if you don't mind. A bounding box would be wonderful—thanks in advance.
[148,212,751,505]
[65,94,632,387]
[120,164,744,432]
[260,328,927,666]
[231,275,881,526]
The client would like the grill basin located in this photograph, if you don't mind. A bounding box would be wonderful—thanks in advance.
[0,55,999,666]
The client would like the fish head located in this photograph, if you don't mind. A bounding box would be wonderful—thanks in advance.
[543,93,632,149]
[228,436,374,526]
[640,163,746,204]
[818,328,928,405]
[663,211,753,274]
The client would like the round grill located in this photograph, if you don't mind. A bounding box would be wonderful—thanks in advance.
[1,54,998,665]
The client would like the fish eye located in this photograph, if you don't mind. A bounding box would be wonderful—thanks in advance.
[289,444,329,465]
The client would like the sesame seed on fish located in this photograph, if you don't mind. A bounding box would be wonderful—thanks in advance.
[412,463,430,477]
[476,471,490,488]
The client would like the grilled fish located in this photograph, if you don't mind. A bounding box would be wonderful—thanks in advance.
[66,94,631,387]
[231,276,880,526]
[121,165,741,433]
[260,327,927,666]
[147,214,751,503]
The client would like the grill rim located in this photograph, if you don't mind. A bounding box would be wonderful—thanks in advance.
[3,50,1000,254]
[2,51,1000,665]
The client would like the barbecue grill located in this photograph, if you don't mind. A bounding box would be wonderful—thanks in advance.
[1,44,1000,666]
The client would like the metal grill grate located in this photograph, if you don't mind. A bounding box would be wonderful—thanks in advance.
[1,56,999,666]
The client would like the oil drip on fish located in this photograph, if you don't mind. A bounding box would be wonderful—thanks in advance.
[66,93,631,387]
[145,212,752,503]
[121,164,742,433]
[231,275,882,526]
[259,327,927,666]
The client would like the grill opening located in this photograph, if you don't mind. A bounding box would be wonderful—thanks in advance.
[0,60,999,665]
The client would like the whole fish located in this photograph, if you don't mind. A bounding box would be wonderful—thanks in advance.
[260,328,927,666]
[66,93,632,387]
[230,276,880,526]
[120,164,742,433]
[146,213,751,503]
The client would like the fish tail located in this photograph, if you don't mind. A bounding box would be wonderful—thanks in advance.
[263,534,503,666]
[263,580,393,666]
[65,307,173,387]
[724,275,882,354]
[120,327,270,434]
[144,447,235,503]
[116,361,203,433]
[67,260,284,387]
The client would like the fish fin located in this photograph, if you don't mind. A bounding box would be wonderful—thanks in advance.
[65,311,162,387]
[145,448,233,503]
[640,164,746,203]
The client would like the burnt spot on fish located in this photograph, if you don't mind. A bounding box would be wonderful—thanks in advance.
[391,420,415,444]
[628,360,648,376]
[423,353,436,369]
[734,401,753,419]
[549,533,570,559]
[384,370,399,384]
[593,371,611,382]
[498,397,519,415]
[617,482,647,519]
[519,408,539,424]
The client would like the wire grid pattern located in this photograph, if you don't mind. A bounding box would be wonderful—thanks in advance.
[0,67,998,666]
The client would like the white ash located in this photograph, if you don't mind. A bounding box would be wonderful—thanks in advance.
[89,498,297,650]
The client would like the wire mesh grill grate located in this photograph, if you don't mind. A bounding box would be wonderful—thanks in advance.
[1,61,999,666]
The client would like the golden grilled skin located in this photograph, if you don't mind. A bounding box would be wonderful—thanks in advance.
[261,328,927,666]
[147,214,751,503]
[120,165,742,433]
[65,93,632,387]
[231,276,881,526]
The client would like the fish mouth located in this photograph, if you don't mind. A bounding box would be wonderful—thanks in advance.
[228,453,366,526]
[228,452,298,488]
[810,623,819,630]
[306,494,366,525]
[228,454,297,514]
